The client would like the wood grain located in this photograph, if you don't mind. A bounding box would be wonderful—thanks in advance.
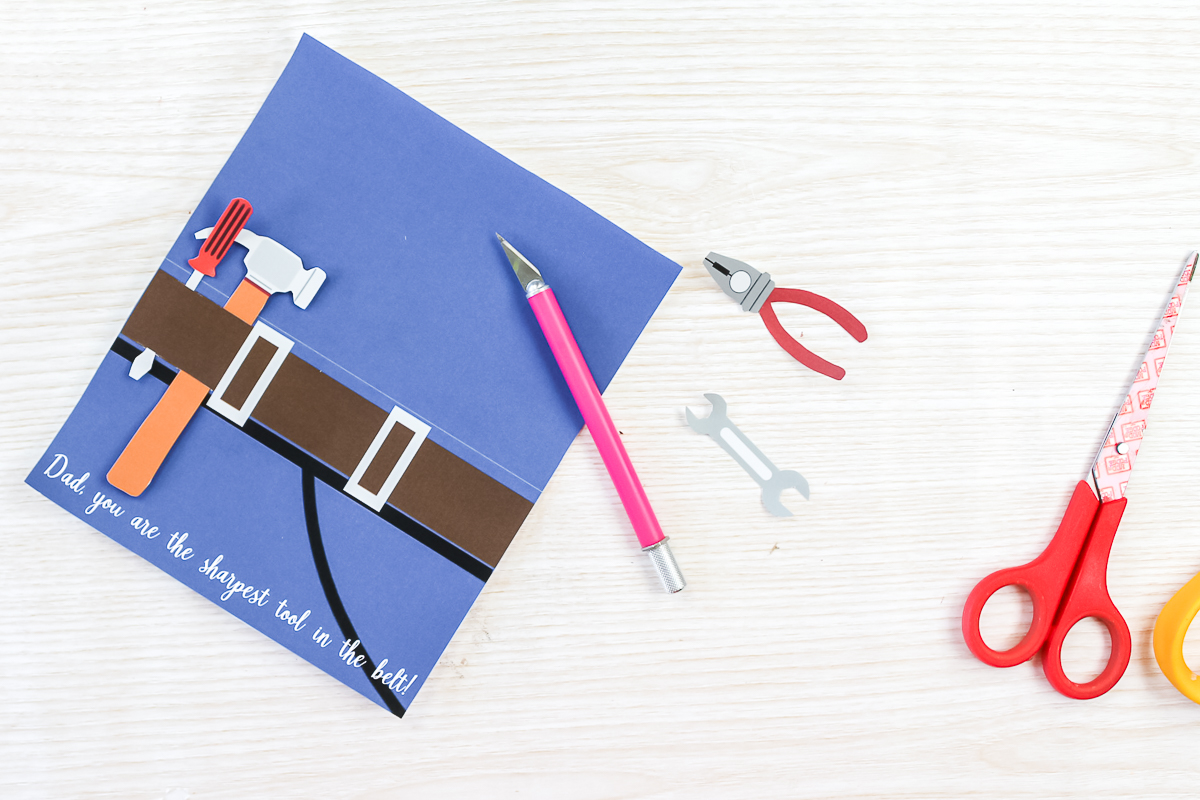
[6,1,1200,797]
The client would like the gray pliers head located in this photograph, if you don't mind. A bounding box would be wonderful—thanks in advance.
[704,252,775,313]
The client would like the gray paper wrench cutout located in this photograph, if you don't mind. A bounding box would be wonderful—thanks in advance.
[686,393,809,517]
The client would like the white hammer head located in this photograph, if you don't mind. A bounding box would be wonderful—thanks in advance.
[194,227,327,309]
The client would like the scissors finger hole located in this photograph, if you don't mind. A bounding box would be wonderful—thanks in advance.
[1058,616,1113,685]
[978,585,1034,652]
[1180,612,1200,674]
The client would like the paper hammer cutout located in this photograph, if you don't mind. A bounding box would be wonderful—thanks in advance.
[194,226,326,309]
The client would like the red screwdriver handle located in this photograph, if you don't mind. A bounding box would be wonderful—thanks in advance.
[188,197,252,277]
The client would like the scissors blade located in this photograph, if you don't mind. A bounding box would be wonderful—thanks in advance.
[1089,252,1197,501]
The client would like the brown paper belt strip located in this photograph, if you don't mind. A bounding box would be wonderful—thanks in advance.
[118,270,533,572]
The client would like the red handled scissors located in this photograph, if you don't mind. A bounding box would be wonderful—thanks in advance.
[962,253,1196,699]
[704,253,867,380]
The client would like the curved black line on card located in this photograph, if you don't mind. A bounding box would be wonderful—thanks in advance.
[242,418,493,582]
[302,469,406,718]
[110,337,494,583]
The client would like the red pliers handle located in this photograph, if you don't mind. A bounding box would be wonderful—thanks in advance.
[758,287,868,380]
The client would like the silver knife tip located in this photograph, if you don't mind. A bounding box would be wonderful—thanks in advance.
[496,233,544,294]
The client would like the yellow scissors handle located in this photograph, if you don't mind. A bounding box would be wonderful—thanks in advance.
[1154,570,1200,704]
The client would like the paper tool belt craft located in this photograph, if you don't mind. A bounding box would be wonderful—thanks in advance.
[25,35,685,718]
[97,200,533,717]
[107,199,532,573]
[962,253,1195,700]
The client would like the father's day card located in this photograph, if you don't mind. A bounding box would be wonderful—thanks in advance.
[27,35,679,716]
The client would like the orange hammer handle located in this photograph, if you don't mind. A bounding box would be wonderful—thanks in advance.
[107,280,271,496]
[107,372,209,496]
[224,279,270,323]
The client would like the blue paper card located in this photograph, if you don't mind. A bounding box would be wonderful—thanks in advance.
[27,35,679,716]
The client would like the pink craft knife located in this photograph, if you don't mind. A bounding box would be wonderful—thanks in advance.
[498,234,685,593]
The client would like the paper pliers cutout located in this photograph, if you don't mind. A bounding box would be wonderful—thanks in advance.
[704,253,868,380]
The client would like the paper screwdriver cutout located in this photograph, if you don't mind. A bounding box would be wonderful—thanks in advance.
[127,198,253,381]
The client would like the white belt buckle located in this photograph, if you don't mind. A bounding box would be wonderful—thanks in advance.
[207,321,294,426]
[345,406,431,511]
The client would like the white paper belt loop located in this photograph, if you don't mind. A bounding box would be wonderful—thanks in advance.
[345,406,431,511]
[207,321,295,426]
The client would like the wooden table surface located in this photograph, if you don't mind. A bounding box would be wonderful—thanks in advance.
[6,2,1200,797]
